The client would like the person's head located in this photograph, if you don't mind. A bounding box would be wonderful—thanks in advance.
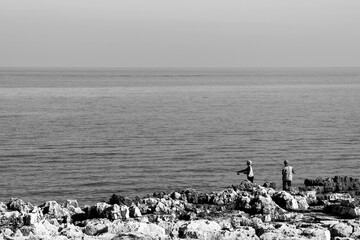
[247,160,252,166]
[284,160,289,166]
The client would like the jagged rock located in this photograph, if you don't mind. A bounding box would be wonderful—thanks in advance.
[296,224,331,240]
[272,191,299,210]
[350,221,360,239]
[59,224,84,239]
[7,198,33,214]
[64,199,79,209]
[0,210,23,229]
[324,204,360,218]
[182,188,198,204]
[83,218,111,236]
[153,191,167,199]
[111,232,154,240]
[120,205,130,220]
[109,194,125,205]
[0,202,7,212]
[329,222,353,238]
[212,188,238,206]
[41,201,70,221]
[294,195,309,210]
[95,202,112,219]
[32,219,59,236]
[129,206,142,218]
[259,223,301,240]
[305,176,360,193]
[237,180,255,192]
[24,206,43,225]
[305,191,317,205]
[221,226,259,240]
[179,220,221,239]
[170,191,182,200]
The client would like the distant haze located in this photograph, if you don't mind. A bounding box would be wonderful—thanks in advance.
[1,0,360,68]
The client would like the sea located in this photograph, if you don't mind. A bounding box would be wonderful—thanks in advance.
[0,67,359,206]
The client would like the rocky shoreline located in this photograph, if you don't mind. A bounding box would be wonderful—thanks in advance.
[1,176,359,240]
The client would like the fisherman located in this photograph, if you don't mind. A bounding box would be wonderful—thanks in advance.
[282,160,295,191]
[237,160,254,183]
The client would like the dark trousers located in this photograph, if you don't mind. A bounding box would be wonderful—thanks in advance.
[283,180,291,190]
[248,176,254,183]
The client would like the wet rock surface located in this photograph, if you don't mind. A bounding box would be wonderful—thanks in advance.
[0,176,359,240]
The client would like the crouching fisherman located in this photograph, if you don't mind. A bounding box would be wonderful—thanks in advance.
[237,160,254,183]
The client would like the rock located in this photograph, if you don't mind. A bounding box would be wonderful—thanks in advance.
[179,220,221,239]
[170,191,182,200]
[324,204,360,218]
[83,218,111,236]
[59,224,84,239]
[305,191,317,205]
[153,191,167,199]
[112,232,154,240]
[32,219,59,236]
[305,176,360,193]
[0,210,23,229]
[109,204,121,220]
[330,222,353,238]
[221,226,259,240]
[298,225,331,240]
[259,223,301,240]
[7,198,33,214]
[129,206,142,218]
[120,205,130,220]
[272,191,299,210]
[212,188,238,206]
[109,194,127,205]
[182,188,198,204]
[41,201,69,220]
[64,199,79,209]
[294,195,309,210]
[0,202,7,212]
[95,202,112,218]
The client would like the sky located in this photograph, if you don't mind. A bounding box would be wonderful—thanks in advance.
[1,0,360,68]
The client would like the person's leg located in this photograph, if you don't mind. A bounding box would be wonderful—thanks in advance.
[283,180,287,190]
[287,181,292,190]
[248,176,254,183]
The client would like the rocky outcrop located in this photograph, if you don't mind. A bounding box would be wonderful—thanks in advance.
[1,177,360,239]
[304,176,360,193]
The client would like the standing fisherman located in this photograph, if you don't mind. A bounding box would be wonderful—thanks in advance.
[282,160,295,191]
[237,160,254,183]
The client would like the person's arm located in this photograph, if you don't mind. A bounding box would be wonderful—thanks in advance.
[237,167,249,175]
[292,169,295,174]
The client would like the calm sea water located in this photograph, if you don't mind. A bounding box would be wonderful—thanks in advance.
[0,68,359,205]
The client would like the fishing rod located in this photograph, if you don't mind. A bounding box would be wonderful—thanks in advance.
[270,157,284,167]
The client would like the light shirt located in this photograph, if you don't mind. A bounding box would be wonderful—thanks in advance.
[282,166,293,181]
[248,166,254,177]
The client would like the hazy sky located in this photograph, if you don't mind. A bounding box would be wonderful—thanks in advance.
[1,0,360,68]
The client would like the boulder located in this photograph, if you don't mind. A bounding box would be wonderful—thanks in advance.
[329,222,353,238]
[272,191,299,210]
[129,206,142,218]
[7,198,33,214]
[182,188,198,204]
[41,201,70,220]
[221,226,259,240]
[83,218,111,236]
[179,220,222,239]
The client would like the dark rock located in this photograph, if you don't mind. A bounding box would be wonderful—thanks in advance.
[153,191,166,199]
[7,198,33,214]
[197,193,209,204]
[109,194,125,205]
[182,189,198,204]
